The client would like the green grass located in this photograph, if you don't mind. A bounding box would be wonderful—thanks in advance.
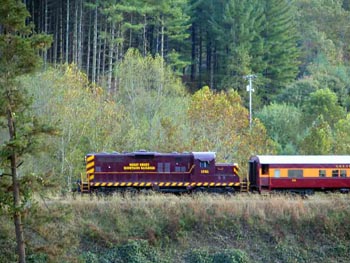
[1,193,350,262]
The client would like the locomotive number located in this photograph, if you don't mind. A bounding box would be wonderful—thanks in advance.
[201,170,209,174]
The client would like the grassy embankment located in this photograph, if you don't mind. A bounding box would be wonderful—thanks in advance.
[1,193,350,262]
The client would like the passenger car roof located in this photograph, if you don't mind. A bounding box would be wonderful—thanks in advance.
[252,155,350,164]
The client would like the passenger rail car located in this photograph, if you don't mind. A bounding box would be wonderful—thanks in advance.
[249,155,350,194]
[80,151,240,193]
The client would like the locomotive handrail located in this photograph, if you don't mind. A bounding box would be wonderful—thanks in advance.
[80,172,90,192]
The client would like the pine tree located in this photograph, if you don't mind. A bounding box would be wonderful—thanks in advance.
[189,0,265,91]
[0,1,52,262]
[261,0,300,102]
[213,0,265,90]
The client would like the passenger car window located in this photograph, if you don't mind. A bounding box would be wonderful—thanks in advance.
[262,164,269,175]
[332,170,339,178]
[319,170,326,177]
[340,170,347,178]
[274,170,280,178]
[288,170,303,178]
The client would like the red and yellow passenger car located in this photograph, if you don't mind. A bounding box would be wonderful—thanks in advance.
[249,155,350,194]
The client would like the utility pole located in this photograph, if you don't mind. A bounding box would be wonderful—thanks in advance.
[244,74,257,129]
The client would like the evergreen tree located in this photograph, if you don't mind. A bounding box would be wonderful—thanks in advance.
[261,0,300,102]
[213,0,265,90]
[0,1,51,262]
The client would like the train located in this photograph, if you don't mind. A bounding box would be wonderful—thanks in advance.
[78,150,350,195]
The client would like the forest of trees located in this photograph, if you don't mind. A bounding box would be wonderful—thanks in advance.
[1,0,350,261]
[0,0,348,186]
[23,0,302,96]
[17,0,350,152]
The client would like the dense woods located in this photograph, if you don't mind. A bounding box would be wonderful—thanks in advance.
[15,0,350,155]
[1,0,350,261]
[25,0,302,95]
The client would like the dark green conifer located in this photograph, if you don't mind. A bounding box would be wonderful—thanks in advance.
[261,0,300,102]
[0,1,51,262]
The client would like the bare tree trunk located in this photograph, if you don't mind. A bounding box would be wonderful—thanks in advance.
[53,3,59,67]
[73,0,78,64]
[59,1,63,63]
[101,24,107,80]
[7,103,26,263]
[77,0,83,68]
[92,1,98,84]
[65,0,70,63]
[143,15,147,56]
[108,22,115,94]
[86,11,91,78]
[160,16,164,59]
[43,0,48,68]
[97,27,102,84]
[113,23,122,93]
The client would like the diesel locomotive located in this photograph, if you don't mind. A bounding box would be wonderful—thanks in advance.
[79,150,241,193]
[79,151,350,194]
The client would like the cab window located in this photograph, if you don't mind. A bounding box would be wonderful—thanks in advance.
[200,161,209,168]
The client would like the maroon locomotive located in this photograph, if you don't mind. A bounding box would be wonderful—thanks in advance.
[79,150,240,193]
[249,155,350,194]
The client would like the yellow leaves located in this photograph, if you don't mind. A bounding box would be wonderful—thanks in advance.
[188,86,275,166]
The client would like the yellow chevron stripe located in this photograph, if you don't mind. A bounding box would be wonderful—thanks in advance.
[89,175,94,180]
[185,182,190,186]
[121,182,126,186]
[139,182,145,187]
[95,183,100,186]
[203,182,209,186]
[87,155,95,162]
[210,182,215,186]
[146,183,152,187]
[178,182,183,186]
[159,182,164,186]
[216,183,221,186]
[171,182,177,186]
[114,182,119,186]
[191,182,196,186]
[127,182,132,186]
[107,183,113,186]
[165,182,171,187]
[101,183,106,186]
[87,168,94,174]
[222,183,227,186]
[133,183,139,186]
[235,182,240,186]
[86,162,95,169]
[228,183,234,186]
[197,183,203,186]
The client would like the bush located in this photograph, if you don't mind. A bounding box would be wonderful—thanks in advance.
[184,248,250,263]
[213,249,250,263]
